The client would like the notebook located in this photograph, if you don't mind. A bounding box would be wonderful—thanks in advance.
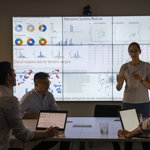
[36,110,68,132]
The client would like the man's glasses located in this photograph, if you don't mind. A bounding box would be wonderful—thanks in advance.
[38,81,51,85]
[128,50,139,54]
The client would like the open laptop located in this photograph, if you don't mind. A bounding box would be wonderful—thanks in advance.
[118,108,149,138]
[36,110,68,134]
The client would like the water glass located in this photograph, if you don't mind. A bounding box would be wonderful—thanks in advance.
[100,122,109,134]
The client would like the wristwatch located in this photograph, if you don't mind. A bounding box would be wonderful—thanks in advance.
[140,78,144,83]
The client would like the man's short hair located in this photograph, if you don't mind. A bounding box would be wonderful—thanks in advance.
[0,61,12,85]
[34,72,49,83]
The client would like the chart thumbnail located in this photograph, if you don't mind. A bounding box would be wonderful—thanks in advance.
[15,24,23,32]
[27,24,35,32]
[15,38,23,46]
[27,38,35,46]
[39,24,47,32]
[39,38,47,46]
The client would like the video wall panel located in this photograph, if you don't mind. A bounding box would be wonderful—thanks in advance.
[13,17,150,101]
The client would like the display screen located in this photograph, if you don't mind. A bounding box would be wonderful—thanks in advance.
[13,16,150,101]
[119,109,139,132]
[37,112,67,129]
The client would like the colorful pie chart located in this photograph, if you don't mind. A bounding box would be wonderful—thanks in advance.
[15,24,23,32]
[39,24,47,32]
[27,38,35,46]
[39,38,47,46]
[15,38,23,46]
[27,24,35,32]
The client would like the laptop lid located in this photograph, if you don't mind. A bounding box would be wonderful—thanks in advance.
[118,108,140,132]
[36,110,68,131]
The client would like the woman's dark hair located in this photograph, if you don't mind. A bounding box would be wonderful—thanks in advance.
[0,61,12,85]
[128,42,141,51]
[34,72,49,83]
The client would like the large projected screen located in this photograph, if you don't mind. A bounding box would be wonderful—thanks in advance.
[13,16,150,101]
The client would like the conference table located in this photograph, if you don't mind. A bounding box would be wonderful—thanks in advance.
[10,117,150,142]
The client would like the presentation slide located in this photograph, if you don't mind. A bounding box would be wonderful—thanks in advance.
[113,45,131,72]
[13,17,150,101]
[13,17,62,46]
[14,73,62,101]
[63,17,112,45]
[113,16,150,44]
[113,45,150,72]
[63,73,113,101]
[63,45,112,72]
[13,46,63,73]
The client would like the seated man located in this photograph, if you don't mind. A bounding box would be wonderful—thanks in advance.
[20,72,70,150]
[0,61,59,150]
[20,72,59,118]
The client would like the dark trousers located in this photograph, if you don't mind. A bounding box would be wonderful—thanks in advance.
[122,102,150,150]
[31,141,70,150]
[122,102,149,117]
[124,142,150,150]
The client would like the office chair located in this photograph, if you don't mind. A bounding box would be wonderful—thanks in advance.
[94,105,121,150]
[23,114,39,119]
[8,148,23,150]
[94,105,121,117]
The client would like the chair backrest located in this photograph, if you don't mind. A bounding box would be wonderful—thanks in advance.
[23,114,39,119]
[94,105,121,117]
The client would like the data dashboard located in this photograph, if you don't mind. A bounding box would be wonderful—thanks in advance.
[13,17,150,101]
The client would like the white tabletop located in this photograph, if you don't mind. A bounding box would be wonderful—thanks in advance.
[10,117,150,142]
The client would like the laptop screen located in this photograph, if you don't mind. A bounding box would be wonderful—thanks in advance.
[119,108,140,132]
[36,110,68,131]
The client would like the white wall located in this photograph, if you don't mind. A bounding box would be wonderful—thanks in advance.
[1,0,150,116]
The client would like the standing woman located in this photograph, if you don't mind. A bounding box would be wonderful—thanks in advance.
[116,42,150,150]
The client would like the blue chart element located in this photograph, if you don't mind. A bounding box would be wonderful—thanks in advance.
[19,75,23,79]
[25,88,28,93]
[39,24,47,32]
[69,39,74,45]
[70,25,73,32]
[37,51,46,58]
[63,39,82,45]
[18,51,25,58]
[15,39,19,45]
[64,39,74,46]
[72,50,81,58]
[55,51,62,58]
[54,84,62,93]
[15,38,23,46]
[64,39,67,45]
[15,24,23,32]
[27,38,35,46]
[73,50,79,58]
[55,41,62,46]
[49,88,53,93]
